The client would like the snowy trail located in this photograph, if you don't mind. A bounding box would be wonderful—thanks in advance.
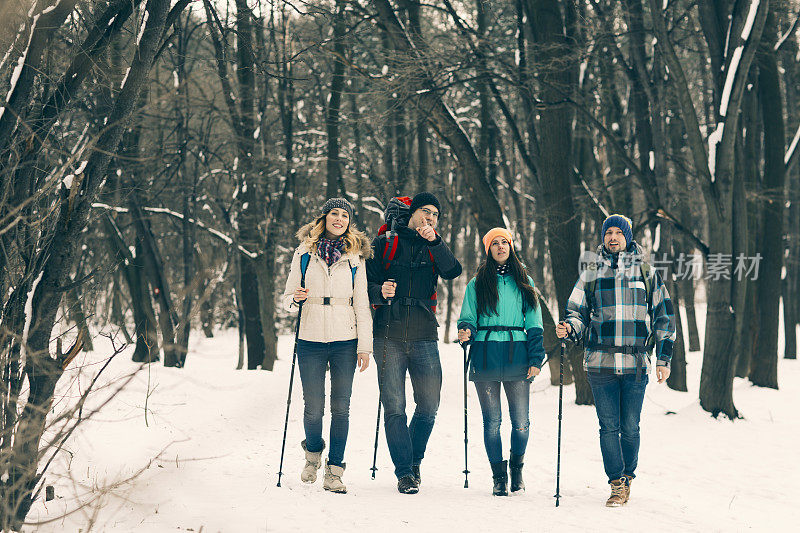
[26,322,800,532]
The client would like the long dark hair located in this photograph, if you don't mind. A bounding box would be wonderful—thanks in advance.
[475,246,539,318]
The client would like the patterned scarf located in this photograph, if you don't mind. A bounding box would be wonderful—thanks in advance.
[496,264,510,276]
[317,236,345,266]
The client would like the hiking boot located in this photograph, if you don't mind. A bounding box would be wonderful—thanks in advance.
[397,474,420,494]
[623,475,633,503]
[411,464,421,486]
[323,461,347,494]
[509,454,525,493]
[606,478,627,507]
[490,460,508,496]
[300,439,324,483]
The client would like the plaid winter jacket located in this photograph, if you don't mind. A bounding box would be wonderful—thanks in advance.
[564,243,676,375]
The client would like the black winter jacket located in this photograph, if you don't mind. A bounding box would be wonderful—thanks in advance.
[366,225,462,341]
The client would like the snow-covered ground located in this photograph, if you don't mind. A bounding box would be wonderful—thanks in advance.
[25,312,800,532]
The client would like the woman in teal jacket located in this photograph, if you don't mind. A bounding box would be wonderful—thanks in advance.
[457,228,545,496]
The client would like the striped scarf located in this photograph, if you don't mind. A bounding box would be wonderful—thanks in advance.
[317,236,345,266]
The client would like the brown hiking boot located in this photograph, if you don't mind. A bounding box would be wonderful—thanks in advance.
[606,478,627,507]
[623,475,633,502]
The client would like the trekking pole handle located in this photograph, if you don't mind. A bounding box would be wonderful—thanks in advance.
[385,278,395,306]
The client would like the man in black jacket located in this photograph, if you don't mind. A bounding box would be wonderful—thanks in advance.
[367,192,462,494]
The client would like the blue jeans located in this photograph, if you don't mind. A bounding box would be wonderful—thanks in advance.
[587,372,649,482]
[296,339,357,467]
[474,380,530,464]
[374,338,441,479]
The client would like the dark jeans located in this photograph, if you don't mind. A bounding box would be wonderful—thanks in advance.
[373,338,442,479]
[473,380,530,464]
[296,339,357,467]
[587,372,649,482]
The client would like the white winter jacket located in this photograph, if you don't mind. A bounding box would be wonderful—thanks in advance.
[282,223,373,354]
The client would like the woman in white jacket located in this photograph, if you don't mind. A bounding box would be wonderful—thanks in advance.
[282,198,372,494]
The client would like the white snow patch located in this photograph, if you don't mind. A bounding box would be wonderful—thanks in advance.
[741,0,761,41]
[20,271,44,362]
[708,122,724,181]
[649,151,655,171]
[135,10,149,47]
[21,320,800,532]
[785,124,800,166]
[720,46,743,117]
[4,15,38,108]
[120,67,131,89]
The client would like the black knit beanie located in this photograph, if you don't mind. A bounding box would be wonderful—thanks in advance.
[409,192,441,216]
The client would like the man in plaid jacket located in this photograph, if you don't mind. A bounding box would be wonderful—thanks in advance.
[556,214,675,507]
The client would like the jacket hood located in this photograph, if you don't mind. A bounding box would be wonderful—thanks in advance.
[296,221,373,259]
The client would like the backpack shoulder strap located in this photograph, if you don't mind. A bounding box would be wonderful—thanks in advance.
[382,234,399,270]
[349,260,357,289]
[300,252,311,288]
[640,261,652,301]
[585,263,598,314]
[640,261,656,350]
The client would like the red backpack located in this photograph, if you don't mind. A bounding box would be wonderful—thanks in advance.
[376,196,438,314]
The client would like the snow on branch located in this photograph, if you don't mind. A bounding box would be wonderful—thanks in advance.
[775,10,800,52]
[719,46,742,118]
[91,203,258,259]
[740,0,761,41]
[0,14,38,123]
[786,123,800,173]
[708,122,724,182]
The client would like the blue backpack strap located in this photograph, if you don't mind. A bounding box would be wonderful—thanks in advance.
[300,252,311,288]
[349,260,357,289]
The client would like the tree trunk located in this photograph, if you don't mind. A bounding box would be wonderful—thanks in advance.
[779,15,800,360]
[750,8,784,389]
[325,0,346,199]
[128,193,181,367]
[524,0,588,404]
[735,84,760,379]
[103,215,160,363]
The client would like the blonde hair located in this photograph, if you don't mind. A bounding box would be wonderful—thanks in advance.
[302,214,362,255]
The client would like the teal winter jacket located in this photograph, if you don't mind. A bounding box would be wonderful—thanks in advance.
[457,274,545,382]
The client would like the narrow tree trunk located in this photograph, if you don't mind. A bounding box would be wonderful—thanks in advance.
[64,287,93,352]
[780,17,800,360]
[524,0,588,404]
[129,193,181,366]
[325,0,346,199]
[103,215,160,363]
[736,85,760,379]
[750,9,784,389]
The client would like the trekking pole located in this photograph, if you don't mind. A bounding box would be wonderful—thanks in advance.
[555,323,565,506]
[461,340,470,488]
[371,278,394,479]
[277,296,305,487]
